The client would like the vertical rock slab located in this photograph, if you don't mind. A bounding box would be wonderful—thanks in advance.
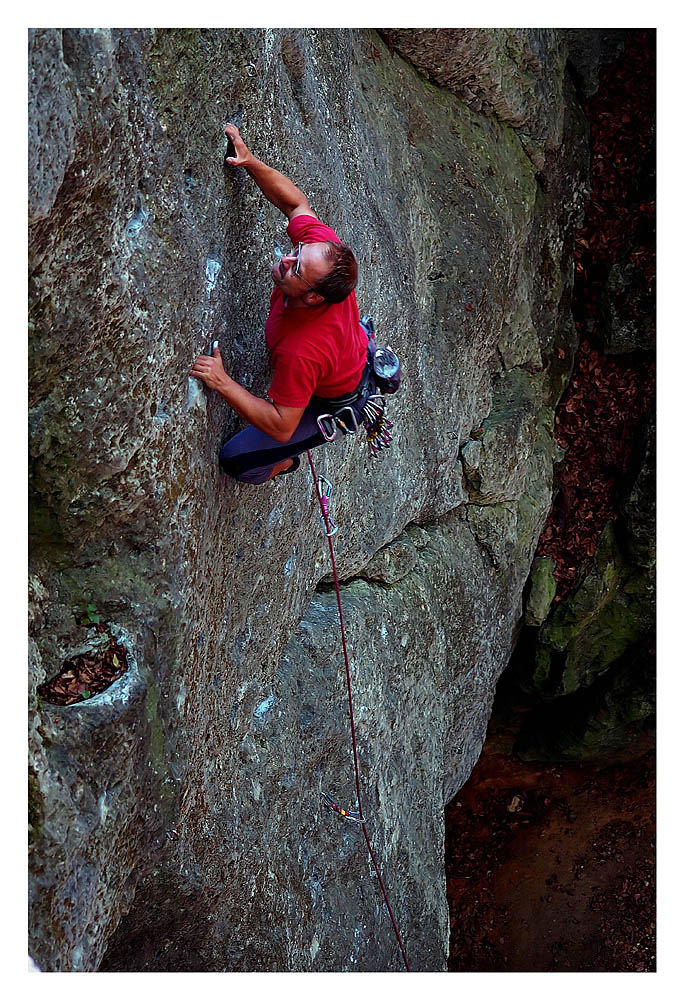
[28,28,588,970]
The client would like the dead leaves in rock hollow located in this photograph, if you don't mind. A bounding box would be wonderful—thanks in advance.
[572,31,655,315]
[37,626,129,706]
[536,339,654,597]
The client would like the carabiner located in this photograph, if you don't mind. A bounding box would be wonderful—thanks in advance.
[335,405,360,434]
[317,476,333,499]
[316,476,338,536]
[317,414,337,442]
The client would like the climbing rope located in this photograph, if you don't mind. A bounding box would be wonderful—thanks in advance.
[305,449,411,973]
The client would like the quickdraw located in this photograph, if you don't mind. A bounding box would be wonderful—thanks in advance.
[361,393,394,457]
[316,476,338,536]
[320,791,365,824]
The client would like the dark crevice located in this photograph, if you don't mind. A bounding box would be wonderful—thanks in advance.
[445,29,655,972]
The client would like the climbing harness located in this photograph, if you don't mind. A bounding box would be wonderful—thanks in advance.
[310,315,402,459]
[306,450,411,973]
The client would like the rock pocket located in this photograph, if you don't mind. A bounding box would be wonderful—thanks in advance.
[38,623,148,740]
[38,625,131,707]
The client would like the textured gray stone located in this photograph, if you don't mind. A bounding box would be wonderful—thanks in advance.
[461,369,540,504]
[527,522,655,701]
[563,29,626,99]
[621,415,656,570]
[28,28,589,971]
[359,535,420,585]
[28,30,78,223]
[29,624,160,972]
[602,254,656,354]
[379,29,567,163]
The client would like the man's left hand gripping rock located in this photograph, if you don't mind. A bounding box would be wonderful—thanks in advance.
[190,345,230,393]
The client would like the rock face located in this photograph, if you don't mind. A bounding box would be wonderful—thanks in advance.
[28,28,590,971]
[379,29,567,165]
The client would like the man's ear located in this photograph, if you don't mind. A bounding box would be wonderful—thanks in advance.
[303,290,326,307]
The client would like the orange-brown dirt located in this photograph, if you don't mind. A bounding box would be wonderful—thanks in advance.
[445,718,655,971]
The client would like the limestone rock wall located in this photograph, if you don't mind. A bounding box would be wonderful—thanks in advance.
[28,28,589,971]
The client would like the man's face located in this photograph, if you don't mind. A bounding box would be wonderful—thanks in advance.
[271,241,331,300]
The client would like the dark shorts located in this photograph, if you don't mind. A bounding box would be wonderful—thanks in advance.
[219,391,372,485]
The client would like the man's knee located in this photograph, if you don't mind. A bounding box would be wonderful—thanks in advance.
[219,440,240,478]
[219,441,275,484]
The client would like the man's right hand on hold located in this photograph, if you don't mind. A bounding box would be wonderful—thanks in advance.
[224,124,316,221]
[224,124,253,168]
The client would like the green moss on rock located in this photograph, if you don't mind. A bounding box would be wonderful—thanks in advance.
[524,555,557,625]
[531,521,654,700]
[28,769,43,847]
[515,637,655,763]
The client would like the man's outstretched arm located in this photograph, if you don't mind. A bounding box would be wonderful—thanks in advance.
[224,123,317,221]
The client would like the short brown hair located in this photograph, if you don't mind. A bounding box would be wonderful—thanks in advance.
[314,241,358,303]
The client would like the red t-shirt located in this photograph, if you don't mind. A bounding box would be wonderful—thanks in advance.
[265,215,367,407]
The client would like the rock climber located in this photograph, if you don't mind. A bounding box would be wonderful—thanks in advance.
[190,123,373,483]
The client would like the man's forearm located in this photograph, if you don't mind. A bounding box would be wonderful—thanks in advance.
[245,157,309,217]
[214,375,291,441]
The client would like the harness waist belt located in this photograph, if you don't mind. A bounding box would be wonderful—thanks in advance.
[311,361,373,411]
